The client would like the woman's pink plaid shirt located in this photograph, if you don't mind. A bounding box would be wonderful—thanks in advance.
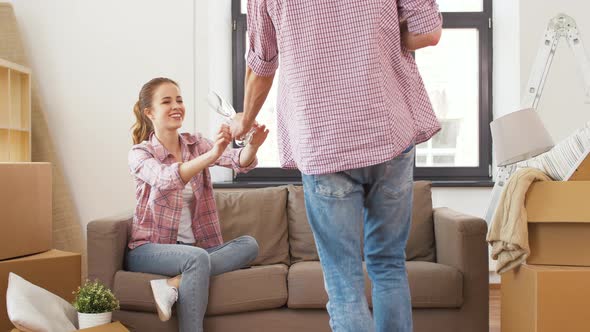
[127,132,257,249]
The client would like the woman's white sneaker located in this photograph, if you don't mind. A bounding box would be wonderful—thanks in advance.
[150,279,178,321]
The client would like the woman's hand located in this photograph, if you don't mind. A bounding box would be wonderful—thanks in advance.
[248,124,269,148]
[209,124,232,159]
[238,124,268,167]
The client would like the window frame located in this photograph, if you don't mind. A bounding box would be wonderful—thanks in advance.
[231,0,493,184]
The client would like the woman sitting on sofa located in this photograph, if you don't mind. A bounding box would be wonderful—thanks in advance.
[126,77,267,332]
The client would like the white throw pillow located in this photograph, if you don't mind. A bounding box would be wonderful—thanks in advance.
[6,272,77,332]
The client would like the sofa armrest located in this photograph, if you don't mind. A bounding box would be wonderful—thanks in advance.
[87,213,132,289]
[434,207,489,331]
[434,207,487,272]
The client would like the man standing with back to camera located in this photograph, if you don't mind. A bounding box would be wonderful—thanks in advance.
[232,1,442,331]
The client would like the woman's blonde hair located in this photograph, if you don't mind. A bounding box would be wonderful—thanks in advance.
[131,77,179,144]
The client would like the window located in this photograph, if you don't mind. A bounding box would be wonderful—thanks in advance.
[232,0,493,184]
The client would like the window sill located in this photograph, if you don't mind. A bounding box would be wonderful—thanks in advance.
[214,181,302,189]
[213,180,494,189]
[428,180,494,187]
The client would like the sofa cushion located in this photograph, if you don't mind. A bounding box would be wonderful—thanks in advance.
[114,264,288,315]
[287,261,462,309]
[408,181,435,261]
[286,181,435,263]
[286,185,318,263]
[215,186,290,266]
[206,264,288,315]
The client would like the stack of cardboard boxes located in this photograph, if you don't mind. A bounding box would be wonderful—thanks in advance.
[0,163,81,331]
[502,157,590,332]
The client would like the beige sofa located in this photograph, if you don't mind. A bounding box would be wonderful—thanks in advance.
[87,182,489,332]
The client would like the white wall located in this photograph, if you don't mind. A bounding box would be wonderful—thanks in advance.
[520,0,590,142]
[10,0,196,231]
[494,0,521,119]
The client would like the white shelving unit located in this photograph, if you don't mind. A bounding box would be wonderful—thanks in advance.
[0,58,31,161]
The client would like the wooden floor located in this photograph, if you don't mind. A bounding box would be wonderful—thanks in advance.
[490,287,500,332]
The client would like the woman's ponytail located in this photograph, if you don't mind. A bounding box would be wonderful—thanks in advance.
[131,100,153,144]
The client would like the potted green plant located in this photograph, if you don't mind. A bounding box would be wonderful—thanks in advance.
[72,279,120,329]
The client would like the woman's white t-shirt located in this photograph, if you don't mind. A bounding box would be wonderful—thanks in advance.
[177,183,196,244]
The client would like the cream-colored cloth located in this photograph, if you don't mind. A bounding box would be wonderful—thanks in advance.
[487,168,552,274]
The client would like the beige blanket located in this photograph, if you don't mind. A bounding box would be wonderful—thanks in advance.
[487,168,552,274]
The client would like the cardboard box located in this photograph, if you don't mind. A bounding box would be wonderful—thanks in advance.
[11,321,130,332]
[526,181,590,266]
[78,322,130,332]
[1,250,81,331]
[567,152,590,181]
[502,264,590,332]
[0,162,52,260]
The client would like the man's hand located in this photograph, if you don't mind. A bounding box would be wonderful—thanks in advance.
[209,124,232,160]
[230,113,256,141]
[248,124,270,148]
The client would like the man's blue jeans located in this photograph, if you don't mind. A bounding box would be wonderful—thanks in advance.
[301,146,415,332]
